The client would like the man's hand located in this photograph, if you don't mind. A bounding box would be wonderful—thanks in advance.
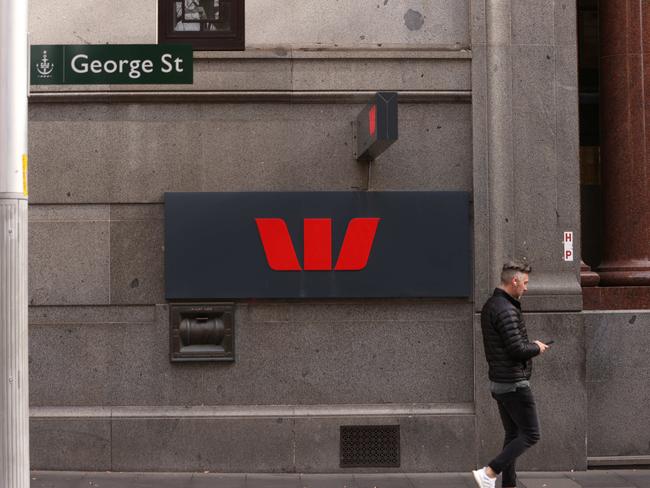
[533,340,549,354]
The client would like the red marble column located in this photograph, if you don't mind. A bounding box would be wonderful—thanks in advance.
[598,0,650,285]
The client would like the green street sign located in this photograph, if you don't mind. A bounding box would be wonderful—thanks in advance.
[31,44,193,85]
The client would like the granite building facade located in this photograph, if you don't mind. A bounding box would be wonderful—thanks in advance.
[25,0,649,472]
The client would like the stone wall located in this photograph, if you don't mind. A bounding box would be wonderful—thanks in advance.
[25,0,594,472]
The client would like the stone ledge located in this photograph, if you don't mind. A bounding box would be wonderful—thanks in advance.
[194,46,473,59]
[29,90,472,104]
[30,403,475,419]
[588,455,650,467]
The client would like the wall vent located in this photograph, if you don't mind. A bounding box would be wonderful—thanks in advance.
[339,425,400,468]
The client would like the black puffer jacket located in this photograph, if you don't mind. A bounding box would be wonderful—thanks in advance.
[481,288,540,382]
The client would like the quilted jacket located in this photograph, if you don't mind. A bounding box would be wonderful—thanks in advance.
[481,288,540,382]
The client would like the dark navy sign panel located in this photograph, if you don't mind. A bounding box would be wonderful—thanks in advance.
[165,192,471,299]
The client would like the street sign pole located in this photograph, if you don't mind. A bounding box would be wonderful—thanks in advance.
[0,0,30,486]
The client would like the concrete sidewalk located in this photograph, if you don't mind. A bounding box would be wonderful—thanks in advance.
[29,470,650,488]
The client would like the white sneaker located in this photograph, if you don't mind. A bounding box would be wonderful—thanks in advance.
[472,467,496,488]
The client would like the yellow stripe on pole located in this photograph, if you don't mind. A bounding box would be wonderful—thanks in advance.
[22,154,28,196]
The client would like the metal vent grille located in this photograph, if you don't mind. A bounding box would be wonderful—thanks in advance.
[339,425,400,468]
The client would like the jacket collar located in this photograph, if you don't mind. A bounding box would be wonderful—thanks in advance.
[493,287,521,310]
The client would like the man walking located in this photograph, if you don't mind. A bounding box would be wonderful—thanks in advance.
[473,261,549,488]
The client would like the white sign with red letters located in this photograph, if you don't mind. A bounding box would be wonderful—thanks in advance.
[563,231,574,261]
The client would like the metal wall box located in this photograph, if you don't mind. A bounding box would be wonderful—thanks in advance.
[170,303,234,362]
[340,425,400,468]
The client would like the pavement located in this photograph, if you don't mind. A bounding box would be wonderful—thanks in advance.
[29,470,650,488]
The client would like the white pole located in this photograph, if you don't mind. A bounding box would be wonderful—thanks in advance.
[0,0,30,485]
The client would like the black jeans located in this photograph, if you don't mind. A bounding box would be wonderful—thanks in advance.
[488,386,541,488]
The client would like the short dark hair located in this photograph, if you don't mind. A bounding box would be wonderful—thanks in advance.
[501,260,532,284]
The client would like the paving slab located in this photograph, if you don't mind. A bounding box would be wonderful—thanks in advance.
[245,473,302,488]
[520,473,578,478]
[567,471,637,488]
[300,473,358,488]
[83,474,142,488]
[616,471,650,488]
[519,478,582,488]
[30,471,89,488]
[408,473,469,488]
[28,470,650,488]
[190,473,246,488]
[129,472,194,488]
[353,473,412,488]
[462,474,486,488]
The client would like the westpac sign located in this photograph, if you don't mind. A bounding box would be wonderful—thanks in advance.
[165,192,471,299]
[255,217,380,271]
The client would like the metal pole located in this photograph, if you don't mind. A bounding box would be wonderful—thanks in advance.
[0,0,30,486]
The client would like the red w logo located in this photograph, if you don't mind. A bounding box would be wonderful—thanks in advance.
[255,218,381,271]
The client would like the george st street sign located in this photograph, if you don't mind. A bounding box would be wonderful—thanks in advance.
[30,44,193,85]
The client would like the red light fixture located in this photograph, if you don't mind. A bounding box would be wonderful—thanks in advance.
[354,92,398,161]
